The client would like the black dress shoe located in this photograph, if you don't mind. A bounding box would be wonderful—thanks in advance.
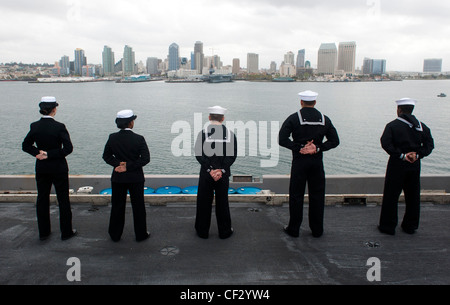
[62,229,77,241]
[220,228,234,240]
[378,226,395,236]
[136,232,151,242]
[283,226,299,238]
[39,233,51,241]
[401,226,416,235]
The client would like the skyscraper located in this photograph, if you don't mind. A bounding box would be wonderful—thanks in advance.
[59,55,70,76]
[247,53,259,74]
[102,46,115,76]
[296,49,305,69]
[146,57,159,75]
[338,42,356,74]
[74,48,86,76]
[194,41,204,74]
[317,43,337,75]
[232,58,240,74]
[363,57,386,75]
[168,43,180,71]
[423,59,442,73]
[123,45,135,76]
[284,51,295,66]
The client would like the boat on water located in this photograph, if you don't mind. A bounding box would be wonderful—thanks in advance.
[116,74,152,83]
[207,74,233,83]
[272,77,295,82]
[438,93,447,97]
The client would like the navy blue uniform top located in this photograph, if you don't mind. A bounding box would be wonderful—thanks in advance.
[22,117,73,174]
[381,113,434,160]
[195,124,237,177]
[279,107,340,160]
[103,129,150,183]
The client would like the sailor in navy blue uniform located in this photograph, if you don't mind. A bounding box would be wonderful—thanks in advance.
[378,98,434,235]
[279,91,340,238]
[103,110,151,242]
[194,106,237,239]
[22,96,76,241]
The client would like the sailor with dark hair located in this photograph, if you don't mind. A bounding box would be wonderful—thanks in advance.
[279,91,340,238]
[22,96,76,241]
[379,98,434,235]
[103,110,151,242]
[194,106,237,239]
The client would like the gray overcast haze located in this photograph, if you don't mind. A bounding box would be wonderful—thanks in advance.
[1,0,449,71]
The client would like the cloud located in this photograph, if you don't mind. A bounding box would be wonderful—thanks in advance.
[0,0,449,71]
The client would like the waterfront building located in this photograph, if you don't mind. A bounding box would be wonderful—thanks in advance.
[296,49,305,69]
[194,41,204,74]
[102,46,115,76]
[279,63,296,77]
[284,51,295,66]
[82,65,95,77]
[363,57,386,75]
[146,57,159,75]
[232,58,240,75]
[59,55,70,76]
[168,43,180,71]
[74,48,86,76]
[337,42,356,75]
[317,43,337,75]
[423,59,442,73]
[123,45,136,76]
[270,61,277,74]
[247,53,259,74]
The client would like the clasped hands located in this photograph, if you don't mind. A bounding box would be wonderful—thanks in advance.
[404,152,418,164]
[115,162,127,173]
[210,169,223,182]
[300,141,318,155]
[36,150,48,160]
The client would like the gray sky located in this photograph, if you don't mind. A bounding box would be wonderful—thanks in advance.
[1,0,449,71]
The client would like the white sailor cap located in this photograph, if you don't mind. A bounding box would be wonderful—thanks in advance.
[298,90,318,102]
[208,106,227,115]
[39,96,59,108]
[115,109,137,126]
[116,109,136,119]
[396,98,417,106]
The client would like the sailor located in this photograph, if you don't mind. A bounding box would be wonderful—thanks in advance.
[378,98,434,235]
[102,110,151,242]
[194,106,237,239]
[22,96,77,241]
[279,91,340,238]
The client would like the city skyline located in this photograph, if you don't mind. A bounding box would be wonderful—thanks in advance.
[1,1,450,72]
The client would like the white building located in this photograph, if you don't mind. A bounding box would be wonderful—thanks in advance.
[317,43,337,75]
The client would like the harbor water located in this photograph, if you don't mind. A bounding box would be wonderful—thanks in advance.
[1,79,449,177]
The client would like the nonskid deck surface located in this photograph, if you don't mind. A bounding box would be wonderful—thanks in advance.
[0,202,449,285]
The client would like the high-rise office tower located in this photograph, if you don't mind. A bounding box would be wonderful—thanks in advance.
[317,43,337,75]
[102,46,115,76]
[296,49,305,69]
[59,55,70,76]
[284,51,295,66]
[168,43,180,71]
[74,48,86,76]
[232,58,240,74]
[146,57,159,75]
[270,61,277,74]
[123,45,136,76]
[423,59,442,73]
[247,53,259,74]
[194,41,204,74]
[363,57,386,75]
[338,42,356,74]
